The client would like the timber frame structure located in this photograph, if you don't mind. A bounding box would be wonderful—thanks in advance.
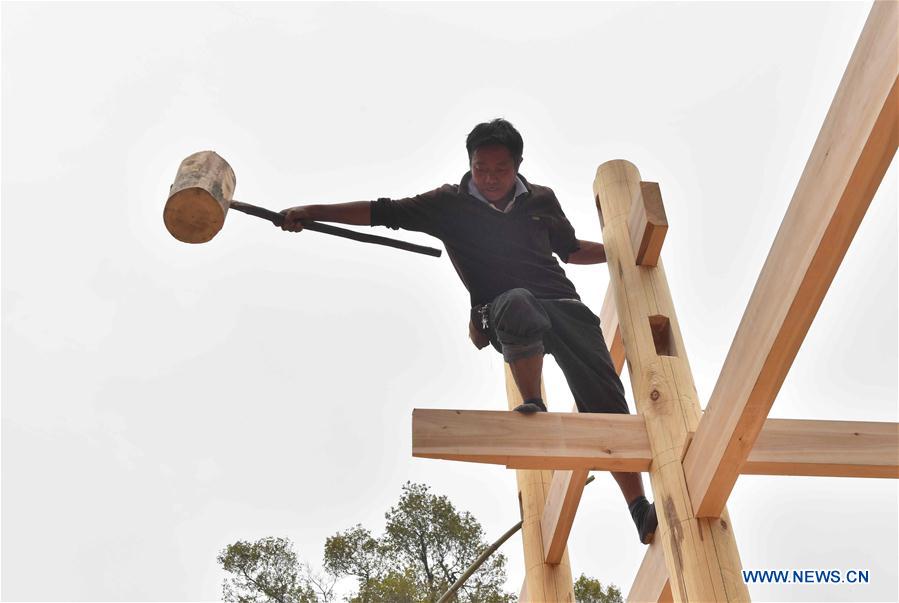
[413,2,898,602]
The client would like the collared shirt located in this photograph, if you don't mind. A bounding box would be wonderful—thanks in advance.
[467,176,529,213]
[370,173,582,306]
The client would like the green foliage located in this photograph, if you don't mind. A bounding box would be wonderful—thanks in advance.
[573,573,624,603]
[351,568,420,603]
[218,483,622,603]
[323,525,384,585]
[325,482,515,603]
[217,537,318,603]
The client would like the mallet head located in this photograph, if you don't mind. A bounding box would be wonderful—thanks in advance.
[164,151,236,243]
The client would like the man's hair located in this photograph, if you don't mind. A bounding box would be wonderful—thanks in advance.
[466,118,524,165]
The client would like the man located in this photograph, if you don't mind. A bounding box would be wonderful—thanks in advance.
[280,118,658,544]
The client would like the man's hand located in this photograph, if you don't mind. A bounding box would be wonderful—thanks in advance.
[469,318,490,349]
[567,239,607,265]
[280,206,314,232]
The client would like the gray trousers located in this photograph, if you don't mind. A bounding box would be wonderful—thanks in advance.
[487,288,630,415]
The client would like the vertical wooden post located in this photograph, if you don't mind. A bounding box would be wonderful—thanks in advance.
[594,161,749,602]
[504,366,576,602]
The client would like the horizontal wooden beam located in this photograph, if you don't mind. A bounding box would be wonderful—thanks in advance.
[683,0,899,518]
[413,411,899,478]
[743,418,899,478]
[412,409,651,472]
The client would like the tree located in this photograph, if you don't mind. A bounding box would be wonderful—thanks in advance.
[325,482,515,602]
[573,573,624,603]
[217,536,328,603]
[218,484,622,603]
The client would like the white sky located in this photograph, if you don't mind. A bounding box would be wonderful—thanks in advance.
[2,1,896,601]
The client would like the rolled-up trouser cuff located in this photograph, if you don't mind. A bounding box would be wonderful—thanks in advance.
[502,340,545,363]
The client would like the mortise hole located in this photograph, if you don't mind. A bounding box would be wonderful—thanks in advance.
[649,315,677,357]
[595,194,605,228]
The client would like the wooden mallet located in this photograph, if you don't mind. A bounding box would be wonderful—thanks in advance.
[163,150,442,257]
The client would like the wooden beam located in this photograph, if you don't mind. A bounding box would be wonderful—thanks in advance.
[414,411,899,478]
[503,368,576,602]
[683,0,899,518]
[744,418,899,478]
[628,181,668,267]
[595,159,749,602]
[541,468,590,564]
[627,541,672,603]
[412,409,652,471]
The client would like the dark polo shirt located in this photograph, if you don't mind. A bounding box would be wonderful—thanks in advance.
[370,172,581,306]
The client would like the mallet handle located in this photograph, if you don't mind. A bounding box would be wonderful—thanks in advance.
[229,201,442,258]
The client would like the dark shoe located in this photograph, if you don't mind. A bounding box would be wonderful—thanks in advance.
[639,503,657,544]
[513,399,547,414]
[629,496,658,544]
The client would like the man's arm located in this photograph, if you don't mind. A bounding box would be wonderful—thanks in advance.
[279,202,371,231]
[566,239,606,265]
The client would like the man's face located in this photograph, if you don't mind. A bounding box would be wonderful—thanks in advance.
[470,144,519,203]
